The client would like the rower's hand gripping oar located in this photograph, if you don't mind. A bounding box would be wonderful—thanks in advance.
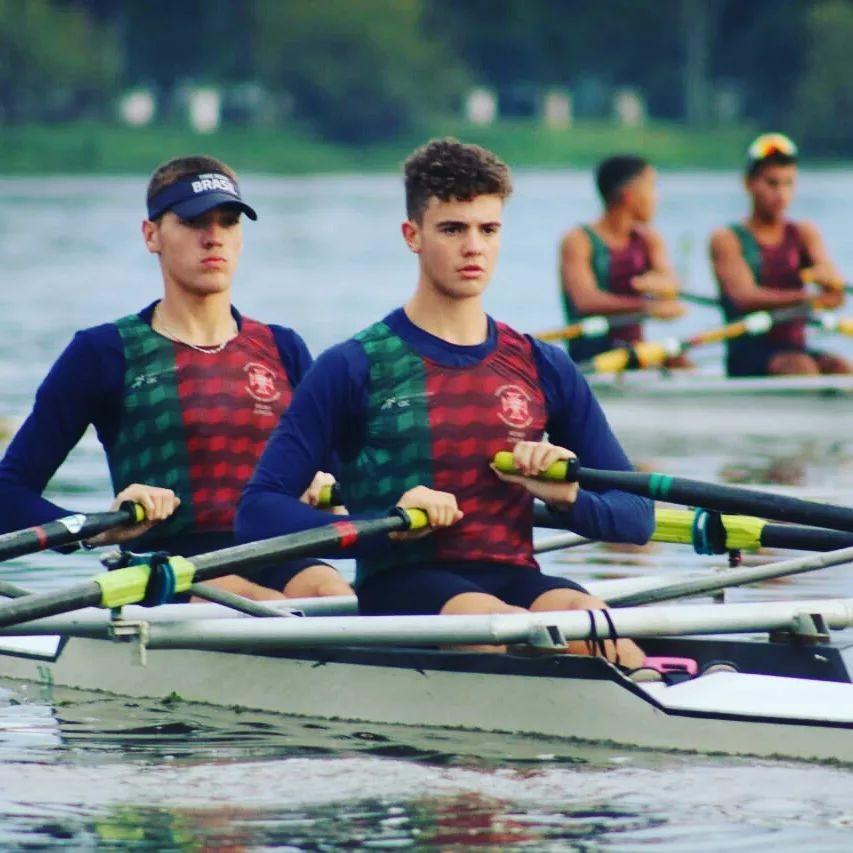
[583,301,822,374]
[0,508,428,629]
[0,502,145,563]
[0,486,343,566]
[494,452,853,533]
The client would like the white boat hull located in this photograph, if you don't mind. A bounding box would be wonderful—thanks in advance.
[2,634,851,763]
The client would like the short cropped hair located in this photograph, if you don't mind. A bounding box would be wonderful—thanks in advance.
[746,151,797,179]
[146,155,238,206]
[595,155,649,206]
[404,138,512,222]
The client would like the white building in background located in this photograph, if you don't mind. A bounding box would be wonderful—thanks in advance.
[613,88,647,127]
[187,87,221,134]
[464,88,497,126]
[117,88,156,127]
[542,90,572,128]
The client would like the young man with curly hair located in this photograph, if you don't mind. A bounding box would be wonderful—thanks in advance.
[0,154,351,601]
[237,139,653,662]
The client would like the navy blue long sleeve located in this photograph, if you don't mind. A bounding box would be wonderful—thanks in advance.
[237,309,654,552]
[0,302,313,536]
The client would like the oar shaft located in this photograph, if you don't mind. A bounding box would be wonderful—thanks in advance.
[188,513,417,583]
[536,312,646,343]
[0,503,144,562]
[0,509,427,628]
[584,469,853,533]
[608,545,853,607]
[0,581,103,628]
[681,292,721,308]
[497,453,853,533]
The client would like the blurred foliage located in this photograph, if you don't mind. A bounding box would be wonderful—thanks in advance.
[425,0,687,118]
[3,0,851,154]
[0,0,119,122]
[254,0,467,143]
[792,0,853,154]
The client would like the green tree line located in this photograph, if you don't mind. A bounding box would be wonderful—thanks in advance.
[3,0,851,152]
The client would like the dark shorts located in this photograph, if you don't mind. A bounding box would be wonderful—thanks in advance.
[357,562,588,616]
[727,339,825,377]
[141,533,331,601]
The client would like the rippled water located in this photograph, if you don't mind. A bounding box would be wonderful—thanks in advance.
[1,171,852,849]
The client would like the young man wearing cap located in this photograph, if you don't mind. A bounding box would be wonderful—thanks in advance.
[710,133,849,377]
[559,155,687,365]
[0,154,351,601]
[237,139,653,665]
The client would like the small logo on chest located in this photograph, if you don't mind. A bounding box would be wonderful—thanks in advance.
[495,384,533,428]
[244,362,281,403]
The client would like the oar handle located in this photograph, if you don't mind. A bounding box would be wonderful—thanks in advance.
[493,451,580,482]
[316,483,342,508]
[118,501,147,524]
[0,501,146,563]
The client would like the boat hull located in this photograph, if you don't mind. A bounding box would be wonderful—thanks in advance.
[2,634,852,763]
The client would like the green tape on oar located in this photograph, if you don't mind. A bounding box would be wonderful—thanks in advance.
[647,473,675,500]
[0,507,430,629]
[93,556,197,609]
[492,453,853,533]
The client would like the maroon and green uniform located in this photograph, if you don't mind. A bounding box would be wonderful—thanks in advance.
[562,226,651,362]
[719,222,813,376]
[109,313,292,549]
[340,320,547,584]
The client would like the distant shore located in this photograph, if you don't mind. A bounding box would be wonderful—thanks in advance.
[3,119,838,175]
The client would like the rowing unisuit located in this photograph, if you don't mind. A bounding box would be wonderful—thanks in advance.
[237,307,653,587]
[0,302,311,555]
[562,226,651,361]
[718,222,812,376]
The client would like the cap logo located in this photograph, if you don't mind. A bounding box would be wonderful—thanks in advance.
[191,173,237,196]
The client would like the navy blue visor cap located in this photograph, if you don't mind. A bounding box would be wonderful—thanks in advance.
[147,172,258,221]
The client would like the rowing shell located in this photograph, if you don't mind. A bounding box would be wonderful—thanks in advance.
[0,599,851,763]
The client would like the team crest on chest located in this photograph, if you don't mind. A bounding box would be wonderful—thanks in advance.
[244,362,281,403]
[495,384,533,429]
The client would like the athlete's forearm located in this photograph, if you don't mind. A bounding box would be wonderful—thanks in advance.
[725,285,806,314]
[0,477,75,535]
[547,489,654,544]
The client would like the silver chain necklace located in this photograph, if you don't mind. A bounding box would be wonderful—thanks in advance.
[153,304,238,355]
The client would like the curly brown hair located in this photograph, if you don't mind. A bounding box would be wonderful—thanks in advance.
[146,155,238,205]
[404,138,512,222]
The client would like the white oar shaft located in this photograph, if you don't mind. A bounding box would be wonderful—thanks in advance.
[608,544,853,606]
[141,598,853,651]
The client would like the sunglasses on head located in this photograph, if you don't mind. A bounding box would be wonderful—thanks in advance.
[748,133,798,161]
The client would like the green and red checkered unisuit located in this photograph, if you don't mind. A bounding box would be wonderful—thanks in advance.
[108,314,292,541]
[341,320,548,584]
[722,222,810,349]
